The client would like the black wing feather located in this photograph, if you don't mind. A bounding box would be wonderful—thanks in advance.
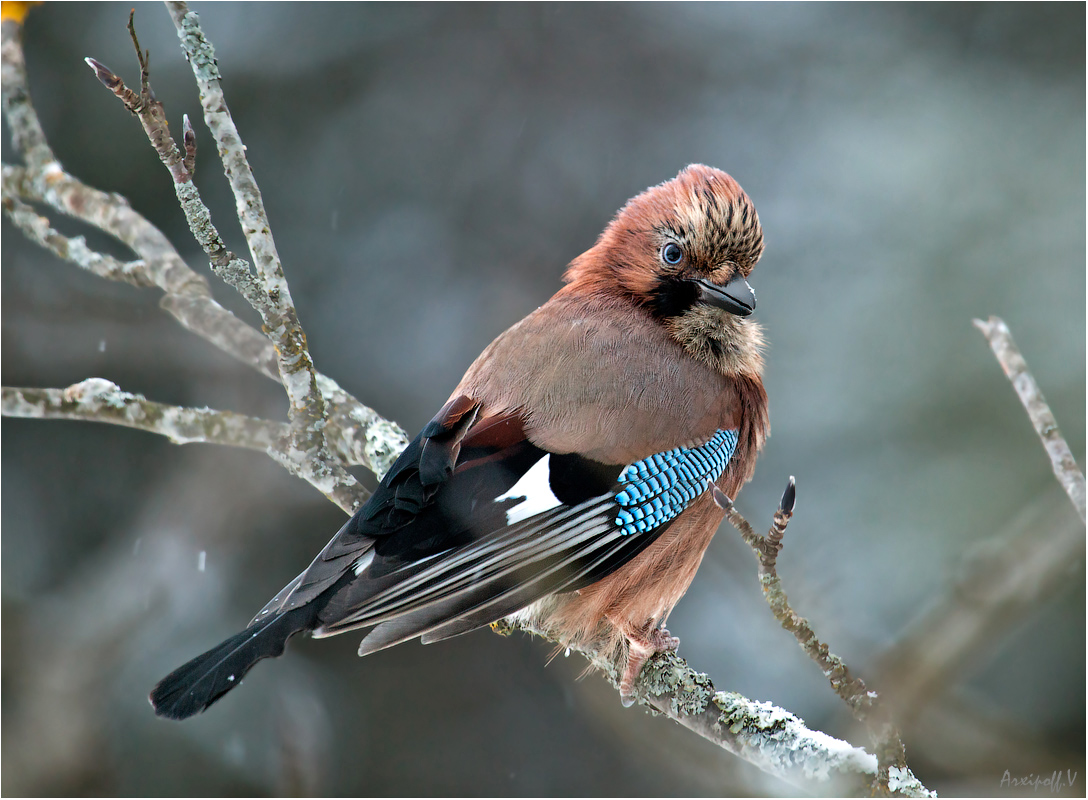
[150,605,317,720]
[318,496,619,636]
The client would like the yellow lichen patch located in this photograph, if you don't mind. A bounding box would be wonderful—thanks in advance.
[1,1,40,24]
[489,619,514,636]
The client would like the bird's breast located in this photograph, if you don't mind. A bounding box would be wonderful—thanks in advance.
[455,295,741,465]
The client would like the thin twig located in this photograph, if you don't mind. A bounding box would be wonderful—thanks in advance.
[874,320,1085,733]
[1,193,154,287]
[165,1,329,434]
[83,52,269,314]
[715,480,911,795]
[973,316,1086,523]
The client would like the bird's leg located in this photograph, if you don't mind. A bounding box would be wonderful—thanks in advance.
[618,620,680,707]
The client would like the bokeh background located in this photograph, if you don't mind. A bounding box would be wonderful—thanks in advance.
[2,2,1084,796]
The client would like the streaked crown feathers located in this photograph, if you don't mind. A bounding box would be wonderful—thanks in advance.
[564,164,764,295]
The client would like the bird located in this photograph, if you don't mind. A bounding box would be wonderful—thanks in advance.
[150,164,770,720]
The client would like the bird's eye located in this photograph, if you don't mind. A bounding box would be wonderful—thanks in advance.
[661,242,683,265]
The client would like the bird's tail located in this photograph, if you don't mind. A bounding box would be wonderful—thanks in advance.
[149,606,315,720]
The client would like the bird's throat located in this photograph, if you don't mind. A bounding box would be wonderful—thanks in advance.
[666,306,765,377]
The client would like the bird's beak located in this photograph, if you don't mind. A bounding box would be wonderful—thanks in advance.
[696,274,756,317]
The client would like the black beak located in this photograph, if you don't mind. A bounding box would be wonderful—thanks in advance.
[696,274,756,317]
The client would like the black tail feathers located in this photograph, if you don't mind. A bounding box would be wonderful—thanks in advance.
[149,607,315,720]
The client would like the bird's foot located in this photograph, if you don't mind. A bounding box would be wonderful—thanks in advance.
[619,626,680,707]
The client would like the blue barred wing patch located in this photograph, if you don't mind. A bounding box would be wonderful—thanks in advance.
[614,429,739,535]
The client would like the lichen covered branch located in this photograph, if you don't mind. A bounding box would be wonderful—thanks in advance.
[2,8,407,509]
[83,39,271,318]
[2,379,286,450]
[973,316,1086,523]
[499,616,932,797]
[1,191,154,287]
[1,380,400,504]
[82,7,364,511]
[641,653,880,795]
[164,1,328,432]
[1,6,53,172]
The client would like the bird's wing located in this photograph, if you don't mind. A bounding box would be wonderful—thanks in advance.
[251,393,741,654]
[249,394,484,624]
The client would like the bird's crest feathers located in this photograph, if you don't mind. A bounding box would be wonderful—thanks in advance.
[563,164,764,299]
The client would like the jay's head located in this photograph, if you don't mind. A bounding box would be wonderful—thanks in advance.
[565,164,765,374]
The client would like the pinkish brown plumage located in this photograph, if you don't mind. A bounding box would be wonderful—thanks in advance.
[457,165,768,697]
[151,164,769,718]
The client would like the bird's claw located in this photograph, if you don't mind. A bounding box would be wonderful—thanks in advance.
[619,626,680,707]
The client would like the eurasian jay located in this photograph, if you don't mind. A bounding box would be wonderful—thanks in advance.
[151,163,770,719]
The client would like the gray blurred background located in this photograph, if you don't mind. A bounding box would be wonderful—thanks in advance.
[2,2,1084,796]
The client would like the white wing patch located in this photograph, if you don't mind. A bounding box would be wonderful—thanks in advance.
[352,549,376,576]
[495,454,563,524]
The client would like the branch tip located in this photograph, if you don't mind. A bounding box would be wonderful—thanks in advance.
[127,9,140,57]
[84,57,122,90]
[779,476,796,515]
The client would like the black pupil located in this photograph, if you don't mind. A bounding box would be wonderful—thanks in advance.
[663,243,682,264]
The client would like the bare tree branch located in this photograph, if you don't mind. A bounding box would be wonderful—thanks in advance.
[165,2,331,438]
[2,159,403,475]
[157,293,280,380]
[2,379,286,450]
[498,617,933,797]
[871,321,1085,736]
[82,49,272,318]
[1,4,54,173]
[81,8,365,512]
[1,191,154,287]
[3,9,409,507]
[2,20,208,297]
[973,316,1086,523]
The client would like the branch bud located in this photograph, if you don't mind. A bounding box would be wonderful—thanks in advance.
[779,476,796,515]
